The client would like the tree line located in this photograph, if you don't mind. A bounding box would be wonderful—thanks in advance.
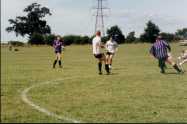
[6,3,187,46]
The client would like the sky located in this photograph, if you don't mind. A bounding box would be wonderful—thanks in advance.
[1,0,187,42]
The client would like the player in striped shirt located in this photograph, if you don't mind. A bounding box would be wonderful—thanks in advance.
[150,35,182,74]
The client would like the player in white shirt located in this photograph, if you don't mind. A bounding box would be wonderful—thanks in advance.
[92,31,110,75]
[105,36,118,69]
[178,50,187,71]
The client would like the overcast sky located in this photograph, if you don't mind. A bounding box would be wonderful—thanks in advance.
[1,0,187,42]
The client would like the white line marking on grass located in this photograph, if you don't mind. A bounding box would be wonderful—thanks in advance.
[21,77,82,123]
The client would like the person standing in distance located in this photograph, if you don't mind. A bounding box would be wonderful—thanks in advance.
[105,36,118,69]
[150,35,182,74]
[92,31,110,75]
[53,36,64,68]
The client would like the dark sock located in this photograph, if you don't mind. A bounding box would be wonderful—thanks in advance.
[105,64,110,74]
[53,60,57,68]
[164,63,167,69]
[161,68,165,73]
[59,60,62,67]
[160,64,165,73]
[98,62,102,73]
[159,59,165,73]
[173,64,181,72]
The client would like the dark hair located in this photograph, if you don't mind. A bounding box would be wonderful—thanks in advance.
[96,31,101,36]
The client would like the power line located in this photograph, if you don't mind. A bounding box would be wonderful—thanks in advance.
[92,0,109,36]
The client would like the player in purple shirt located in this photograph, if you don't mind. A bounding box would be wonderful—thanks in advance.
[150,35,182,74]
[53,36,64,68]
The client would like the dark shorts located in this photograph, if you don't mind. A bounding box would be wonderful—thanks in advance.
[158,56,168,61]
[94,54,104,59]
[55,51,62,54]
[106,52,114,56]
[158,57,168,67]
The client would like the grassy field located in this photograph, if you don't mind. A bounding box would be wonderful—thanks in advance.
[1,43,187,123]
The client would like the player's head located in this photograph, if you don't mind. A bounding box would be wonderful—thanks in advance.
[109,36,113,41]
[96,31,101,37]
[56,36,61,41]
[157,34,162,40]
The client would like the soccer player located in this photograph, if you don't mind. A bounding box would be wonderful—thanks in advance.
[92,31,110,75]
[52,36,64,68]
[150,35,182,74]
[105,36,118,69]
[178,50,187,67]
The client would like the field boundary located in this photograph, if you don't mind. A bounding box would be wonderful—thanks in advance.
[21,77,83,123]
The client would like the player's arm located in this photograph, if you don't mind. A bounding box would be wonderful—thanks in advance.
[100,42,105,48]
[61,45,65,51]
[166,45,171,52]
[53,41,56,48]
[96,42,101,49]
[105,41,109,49]
[163,41,171,52]
[150,46,156,58]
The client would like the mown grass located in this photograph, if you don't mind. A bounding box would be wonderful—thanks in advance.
[1,43,187,123]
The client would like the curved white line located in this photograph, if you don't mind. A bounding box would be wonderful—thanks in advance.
[21,77,82,123]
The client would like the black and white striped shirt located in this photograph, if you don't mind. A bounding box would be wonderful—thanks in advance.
[150,40,171,59]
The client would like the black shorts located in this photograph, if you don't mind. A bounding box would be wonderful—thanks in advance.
[94,54,104,59]
[106,52,114,55]
[55,51,62,54]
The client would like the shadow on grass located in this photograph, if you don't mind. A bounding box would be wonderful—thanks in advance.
[165,67,174,70]
[105,72,119,76]
[112,67,127,70]
[164,72,184,75]
[164,72,178,75]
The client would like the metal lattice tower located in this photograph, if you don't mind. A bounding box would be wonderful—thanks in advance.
[93,0,109,36]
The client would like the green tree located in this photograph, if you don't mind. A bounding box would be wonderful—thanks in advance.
[81,36,90,44]
[6,3,52,44]
[126,31,136,43]
[140,20,160,43]
[29,32,45,45]
[175,28,187,39]
[44,34,56,45]
[107,25,125,44]
[159,32,176,42]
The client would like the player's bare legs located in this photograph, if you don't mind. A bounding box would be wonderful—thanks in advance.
[166,58,182,73]
[106,54,110,65]
[179,59,187,65]
[57,53,62,68]
[97,54,110,75]
[109,55,114,68]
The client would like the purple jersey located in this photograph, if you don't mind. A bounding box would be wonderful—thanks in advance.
[150,40,171,59]
[53,40,62,52]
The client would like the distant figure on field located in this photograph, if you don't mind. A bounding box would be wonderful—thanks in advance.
[150,35,182,74]
[8,42,12,51]
[52,36,64,68]
[105,36,118,70]
[92,31,110,75]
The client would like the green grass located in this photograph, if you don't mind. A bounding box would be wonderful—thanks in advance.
[1,43,187,123]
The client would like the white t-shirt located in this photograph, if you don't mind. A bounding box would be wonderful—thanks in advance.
[183,51,187,59]
[105,40,118,53]
[92,36,102,54]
